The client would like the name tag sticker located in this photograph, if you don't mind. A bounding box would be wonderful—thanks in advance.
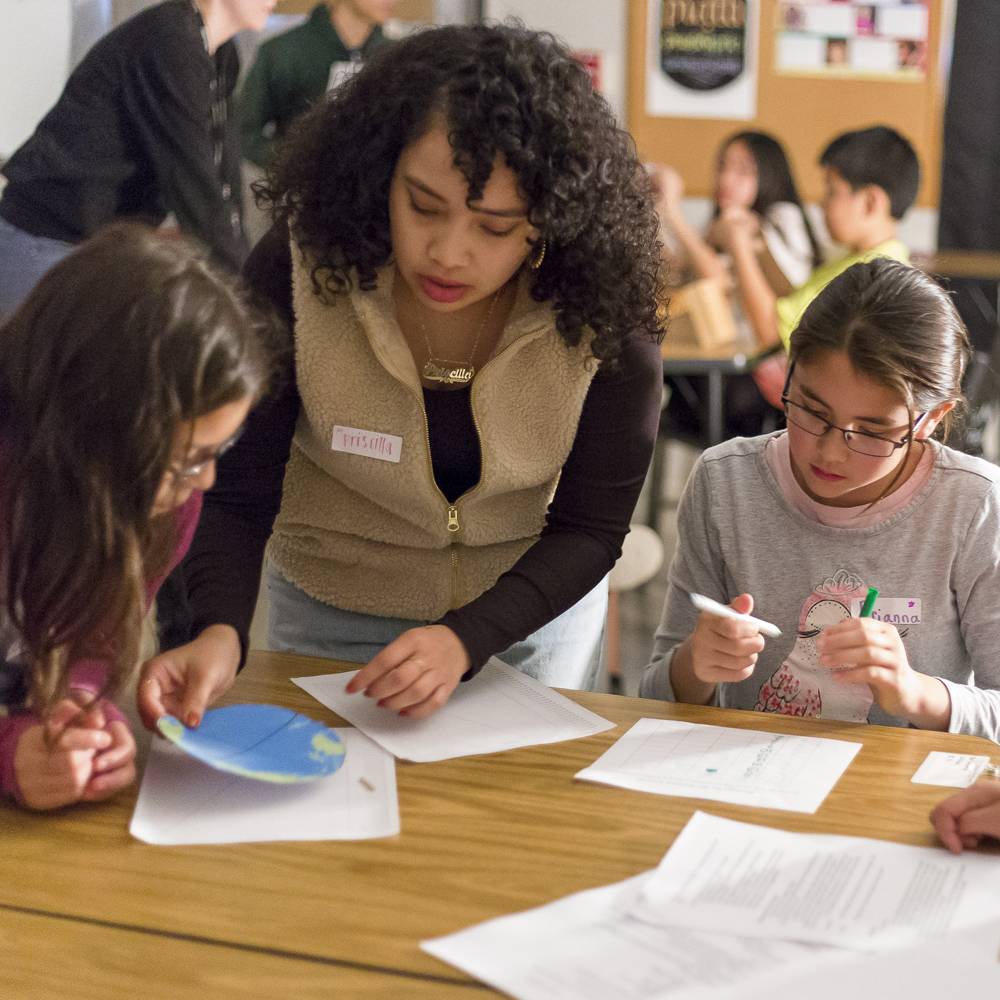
[911,752,990,788]
[849,597,921,624]
[331,425,402,464]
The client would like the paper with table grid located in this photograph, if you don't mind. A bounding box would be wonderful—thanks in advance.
[293,657,615,762]
[574,718,862,813]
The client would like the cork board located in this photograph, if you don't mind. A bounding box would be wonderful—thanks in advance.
[626,0,945,207]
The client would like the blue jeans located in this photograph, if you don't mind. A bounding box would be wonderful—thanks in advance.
[266,564,608,691]
[0,218,75,322]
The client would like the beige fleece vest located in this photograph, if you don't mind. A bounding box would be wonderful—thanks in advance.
[268,246,598,620]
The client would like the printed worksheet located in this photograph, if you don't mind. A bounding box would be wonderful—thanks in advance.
[293,657,614,762]
[574,718,862,813]
[636,812,1000,951]
[130,728,398,845]
[423,872,837,1000]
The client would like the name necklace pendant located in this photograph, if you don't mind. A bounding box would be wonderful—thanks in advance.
[420,289,501,386]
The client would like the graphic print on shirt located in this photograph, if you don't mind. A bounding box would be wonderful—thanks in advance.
[754,569,874,723]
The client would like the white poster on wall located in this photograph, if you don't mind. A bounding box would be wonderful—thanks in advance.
[646,0,759,120]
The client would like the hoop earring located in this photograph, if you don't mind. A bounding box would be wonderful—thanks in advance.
[529,238,546,271]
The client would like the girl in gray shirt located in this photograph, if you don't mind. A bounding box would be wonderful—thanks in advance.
[642,258,1000,743]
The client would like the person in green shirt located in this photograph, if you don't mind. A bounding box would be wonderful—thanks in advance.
[238,1,396,169]
[720,125,920,353]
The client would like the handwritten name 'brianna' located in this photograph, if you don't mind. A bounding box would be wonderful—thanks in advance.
[868,612,921,624]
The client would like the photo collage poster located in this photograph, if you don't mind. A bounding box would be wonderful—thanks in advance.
[776,1,929,79]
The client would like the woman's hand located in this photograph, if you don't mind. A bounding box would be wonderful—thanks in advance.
[345,625,470,718]
[816,618,951,730]
[137,624,241,731]
[930,784,1000,854]
[14,699,136,810]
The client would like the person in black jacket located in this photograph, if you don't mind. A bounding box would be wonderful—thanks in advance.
[0,0,275,320]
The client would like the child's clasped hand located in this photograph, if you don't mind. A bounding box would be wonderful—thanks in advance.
[13,695,136,811]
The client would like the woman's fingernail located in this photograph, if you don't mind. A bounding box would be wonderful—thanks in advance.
[187,712,200,728]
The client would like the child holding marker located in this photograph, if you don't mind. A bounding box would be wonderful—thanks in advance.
[641,257,1000,741]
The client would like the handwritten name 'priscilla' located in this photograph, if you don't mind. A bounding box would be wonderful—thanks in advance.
[331,425,403,464]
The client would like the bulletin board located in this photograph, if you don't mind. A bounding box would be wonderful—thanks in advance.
[626,0,946,208]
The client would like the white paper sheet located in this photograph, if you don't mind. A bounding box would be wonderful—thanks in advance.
[574,719,862,814]
[710,920,1000,1000]
[130,728,398,845]
[292,657,614,763]
[423,872,837,1000]
[636,812,1000,951]
[911,751,990,788]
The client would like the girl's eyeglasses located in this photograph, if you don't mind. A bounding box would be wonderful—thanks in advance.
[170,426,243,483]
[780,362,924,459]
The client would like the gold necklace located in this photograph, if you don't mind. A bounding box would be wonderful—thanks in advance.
[419,289,502,387]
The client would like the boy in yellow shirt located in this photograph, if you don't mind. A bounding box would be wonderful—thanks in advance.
[721,125,919,351]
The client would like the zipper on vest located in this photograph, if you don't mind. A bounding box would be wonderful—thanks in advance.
[448,505,460,608]
[367,324,543,612]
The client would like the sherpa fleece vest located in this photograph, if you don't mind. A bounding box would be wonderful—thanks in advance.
[266,246,598,620]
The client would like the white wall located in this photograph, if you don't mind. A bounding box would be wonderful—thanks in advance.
[483,0,627,121]
[0,0,72,159]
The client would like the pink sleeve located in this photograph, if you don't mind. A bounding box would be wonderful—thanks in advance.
[0,712,38,805]
[0,659,131,806]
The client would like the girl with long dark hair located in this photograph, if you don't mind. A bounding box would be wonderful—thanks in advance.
[0,223,272,809]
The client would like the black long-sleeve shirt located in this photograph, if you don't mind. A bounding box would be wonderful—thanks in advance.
[184,224,663,673]
[0,0,247,272]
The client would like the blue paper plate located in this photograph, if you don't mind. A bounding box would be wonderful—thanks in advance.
[157,704,346,783]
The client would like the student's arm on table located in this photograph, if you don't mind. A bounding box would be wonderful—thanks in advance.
[349,331,663,717]
[3,662,136,810]
[138,228,298,731]
[648,164,731,287]
[931,785,1000,854]
[720,206,782,350]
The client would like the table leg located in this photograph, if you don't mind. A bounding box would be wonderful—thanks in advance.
[707,369,723,446]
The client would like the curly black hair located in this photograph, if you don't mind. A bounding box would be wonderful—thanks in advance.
[260,22,663,364]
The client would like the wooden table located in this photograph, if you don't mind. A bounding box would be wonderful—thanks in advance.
[912,249,1000,282]
[661,339,763,448]
[4,650,998,996]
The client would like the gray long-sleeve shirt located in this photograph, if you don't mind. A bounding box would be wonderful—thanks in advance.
[640,435,1000,744]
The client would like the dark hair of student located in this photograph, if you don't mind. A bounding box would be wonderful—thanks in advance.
[819,125,920,220]
[0,223,275,716]
[719,130,823,268]
[789,257,968,496]
[258,22,663,365]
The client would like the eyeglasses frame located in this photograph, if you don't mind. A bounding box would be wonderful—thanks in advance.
[780,361,926,459]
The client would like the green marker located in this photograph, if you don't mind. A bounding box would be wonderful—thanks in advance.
[859,587,879,618]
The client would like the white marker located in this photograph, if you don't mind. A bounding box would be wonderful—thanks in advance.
[689,592,782,637]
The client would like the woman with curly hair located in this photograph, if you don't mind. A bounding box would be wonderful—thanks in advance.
[140,22,663,725]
